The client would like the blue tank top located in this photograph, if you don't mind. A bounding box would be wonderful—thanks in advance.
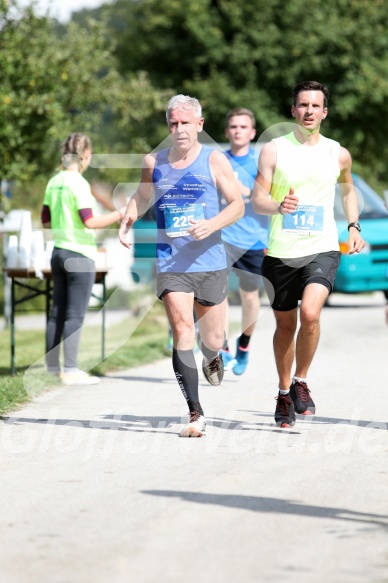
[221,148,269,251]
[153,145,227,273]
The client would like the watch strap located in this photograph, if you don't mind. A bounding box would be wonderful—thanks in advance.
[347,222,361,232]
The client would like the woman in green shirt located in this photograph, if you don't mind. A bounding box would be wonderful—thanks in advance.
[41,133,125,385]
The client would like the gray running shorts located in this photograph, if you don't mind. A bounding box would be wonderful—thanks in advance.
[156,269,228,306]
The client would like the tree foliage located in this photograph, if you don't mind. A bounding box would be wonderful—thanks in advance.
[0,0,165,185]
[104,0,388,188]
[2,0,388,190]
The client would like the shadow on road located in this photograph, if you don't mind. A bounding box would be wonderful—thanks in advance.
[2,410,385,434]
[142,490,388,530]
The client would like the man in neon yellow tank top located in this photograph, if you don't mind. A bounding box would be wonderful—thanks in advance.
[252,80,365,428]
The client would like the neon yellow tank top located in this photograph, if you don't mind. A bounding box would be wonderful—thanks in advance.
[268,132,340,258]
[43,171,97,261]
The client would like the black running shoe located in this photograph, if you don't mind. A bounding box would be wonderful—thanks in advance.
[202,354,224,386]
[275,393,296,428]
[290,380,316,415]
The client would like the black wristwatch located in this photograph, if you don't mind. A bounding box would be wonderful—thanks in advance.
[348,222,361,232]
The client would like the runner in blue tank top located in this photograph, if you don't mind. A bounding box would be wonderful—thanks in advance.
[220,108,270,376]
[153,144,227,274]
[119,95,244,437]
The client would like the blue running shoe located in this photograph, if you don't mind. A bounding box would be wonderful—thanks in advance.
[233,340,249,375]
[166,333,173,354]
[220,349,237,371]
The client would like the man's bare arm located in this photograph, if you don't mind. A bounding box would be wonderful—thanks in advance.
[252,142,298,215]
[187,150,244,241]
[118,154,155,249]
[338,147,365,254]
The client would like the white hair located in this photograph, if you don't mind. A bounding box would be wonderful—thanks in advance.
[166,94,202,121]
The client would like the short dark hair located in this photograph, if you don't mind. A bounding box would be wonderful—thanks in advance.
[225,108,256,128]
[293,81,329,108]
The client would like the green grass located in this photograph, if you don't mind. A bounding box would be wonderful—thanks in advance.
[0,299,170,415]
[0,280,243,415]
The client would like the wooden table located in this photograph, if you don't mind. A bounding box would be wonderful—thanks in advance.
[2,267,108,375]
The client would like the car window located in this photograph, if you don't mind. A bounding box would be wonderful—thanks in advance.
[334,174,388,220]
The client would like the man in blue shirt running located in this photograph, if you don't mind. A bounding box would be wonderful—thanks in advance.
[220,108,270,375]
[119,95,244,438]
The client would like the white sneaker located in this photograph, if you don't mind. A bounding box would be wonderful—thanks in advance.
[180,412,206,437]
[60,371,101,386]
[202,354,224,386]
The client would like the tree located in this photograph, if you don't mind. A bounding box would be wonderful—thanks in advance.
[0,0,166,186]
[102,0,388,189]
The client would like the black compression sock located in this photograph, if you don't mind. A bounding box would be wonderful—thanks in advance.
[187,400,204,415]
[172,348,202,414]
[196,333,219,360]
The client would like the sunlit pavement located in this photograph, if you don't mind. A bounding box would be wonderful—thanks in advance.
[0,292,387,583]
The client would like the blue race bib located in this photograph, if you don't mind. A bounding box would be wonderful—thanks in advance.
[164,203,205,237]
[282,205,324,235]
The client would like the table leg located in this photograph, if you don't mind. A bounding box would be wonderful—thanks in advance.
[10,278,15,375]
[101,275,106,361]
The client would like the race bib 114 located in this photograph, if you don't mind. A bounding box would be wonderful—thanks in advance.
[282,204,324,235]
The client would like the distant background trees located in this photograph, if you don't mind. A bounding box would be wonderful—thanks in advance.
[2,0,388,200]
[101,0,388,189]
[0,0,165,190]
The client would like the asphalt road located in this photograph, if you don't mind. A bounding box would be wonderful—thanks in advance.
[1,294,387,583]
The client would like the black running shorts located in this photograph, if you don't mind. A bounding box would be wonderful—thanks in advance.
[262,251,341,311]
[224,242,266,292]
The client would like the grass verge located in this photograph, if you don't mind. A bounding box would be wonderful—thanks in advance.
[0,299,170,415]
